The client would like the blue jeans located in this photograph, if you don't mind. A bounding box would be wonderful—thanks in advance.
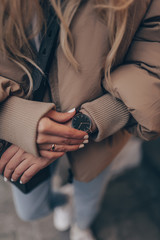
[11,162,111,229]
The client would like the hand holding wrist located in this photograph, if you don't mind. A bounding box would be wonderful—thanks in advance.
[37,109,89,156]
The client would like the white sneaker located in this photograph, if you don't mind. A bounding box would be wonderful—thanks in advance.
[53,184,74,231]
[70,224,96,240]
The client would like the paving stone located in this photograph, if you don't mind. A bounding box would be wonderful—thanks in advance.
[0,232,16,240]
[143,138,160,173]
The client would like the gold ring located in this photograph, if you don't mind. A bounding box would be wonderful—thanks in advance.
[50,144,56,152]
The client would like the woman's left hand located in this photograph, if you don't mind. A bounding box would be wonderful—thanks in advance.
[0,144,64,184]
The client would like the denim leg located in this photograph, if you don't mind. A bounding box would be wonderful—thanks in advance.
[11,161,67,221]
[73,165,112,230]
[73,137,142,229]
[11,178,54,221]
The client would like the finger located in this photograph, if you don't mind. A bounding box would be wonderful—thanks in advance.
[0,145,20,174]
[45,108,76,123]
[39,150,64,160]
[38,118,88,140]
[39,143,85,152]
[3,148,25,180]
[20,153,64,184]
[37,135,87,147]
[20,164,42,184]
[11,159,32,182]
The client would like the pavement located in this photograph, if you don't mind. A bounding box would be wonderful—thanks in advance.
[0,137,160,240]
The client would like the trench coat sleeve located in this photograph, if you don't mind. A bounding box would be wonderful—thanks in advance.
[81,0,160,141]
[0,57,55,156]
[105,0,160,141]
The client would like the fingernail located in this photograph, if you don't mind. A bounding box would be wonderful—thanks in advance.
[68,108,75,113]
[83,140,89,144]
[20,180,23,184]
[4,177,8,182]
[84,135,89,139]
[11,178,14,182]
[79,144,84,149]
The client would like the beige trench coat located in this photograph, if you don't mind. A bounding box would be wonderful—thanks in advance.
[0,0,160,182]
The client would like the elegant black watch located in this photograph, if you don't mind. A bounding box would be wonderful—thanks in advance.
[71,112,92,133]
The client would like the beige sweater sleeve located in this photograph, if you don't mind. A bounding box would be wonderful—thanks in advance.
[0,54,56,156]
[80,94,129,141]
[0,96,55,156]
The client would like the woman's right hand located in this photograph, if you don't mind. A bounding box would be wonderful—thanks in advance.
[37,108,89,158]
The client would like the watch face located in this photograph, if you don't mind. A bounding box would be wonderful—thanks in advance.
[72,113,91,132]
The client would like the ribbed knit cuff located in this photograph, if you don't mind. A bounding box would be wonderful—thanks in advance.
[80,94,130,142]
[0,96,55,156]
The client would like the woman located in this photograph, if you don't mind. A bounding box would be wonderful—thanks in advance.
[0,0,160,239]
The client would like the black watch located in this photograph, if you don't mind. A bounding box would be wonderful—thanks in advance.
[71,112,92,133]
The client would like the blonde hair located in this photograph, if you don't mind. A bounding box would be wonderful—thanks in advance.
[0,0,134,96]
